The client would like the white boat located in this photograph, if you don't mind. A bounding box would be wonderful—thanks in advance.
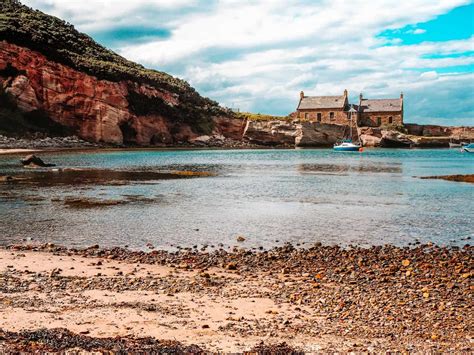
[334,140,361,151]
[462,143,474,153]
[334,106,361,152]
[449,142,462,148]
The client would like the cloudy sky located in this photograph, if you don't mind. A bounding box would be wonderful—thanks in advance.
[23,0,474,125]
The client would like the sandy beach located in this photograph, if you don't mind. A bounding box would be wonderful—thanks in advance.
[0,243,472,352]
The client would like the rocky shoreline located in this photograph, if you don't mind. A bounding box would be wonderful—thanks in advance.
[0,134,100,150]
[0,134,260,151]
[0,243,472,352]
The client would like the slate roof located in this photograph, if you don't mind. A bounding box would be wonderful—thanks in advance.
[359,98,402,113]
[297,95,346,110]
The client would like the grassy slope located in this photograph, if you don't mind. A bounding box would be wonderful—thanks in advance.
[0,0,230,136]
[236,112,291,121]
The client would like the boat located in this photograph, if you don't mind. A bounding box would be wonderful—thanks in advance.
[334,106,361,152]
[333,139,361,151]
[461,143,474,153]
[449,141,462,148]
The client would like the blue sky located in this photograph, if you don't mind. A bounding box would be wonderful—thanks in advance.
[23,0,474,125]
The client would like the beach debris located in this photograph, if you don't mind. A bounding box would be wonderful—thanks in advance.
[20,154,56,168]
[237,236,246,242]
[0,328,204,353]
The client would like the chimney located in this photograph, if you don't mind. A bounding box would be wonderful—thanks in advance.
[344,89,348,97]
[359,93,363,101]
[300,91,305,100]
[400,92,404,99]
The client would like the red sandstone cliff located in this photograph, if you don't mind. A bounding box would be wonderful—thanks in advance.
[0,41,245,145]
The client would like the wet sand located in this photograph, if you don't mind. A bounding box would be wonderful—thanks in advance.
[0,243,472,352]
[0,148,40,155]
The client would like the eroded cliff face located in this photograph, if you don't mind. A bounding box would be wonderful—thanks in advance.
[0,41,245,145]
[243,120,349,147]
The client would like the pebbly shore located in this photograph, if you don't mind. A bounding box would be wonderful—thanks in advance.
[0,134,260,152]
[0,243,472,353]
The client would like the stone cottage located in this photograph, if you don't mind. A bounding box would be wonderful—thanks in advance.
[358,93,404,127]
[296,90,404,127]
[296,89,350,125]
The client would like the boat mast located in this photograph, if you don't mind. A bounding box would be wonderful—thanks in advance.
[349,108,352,139]
[348,105,357,142]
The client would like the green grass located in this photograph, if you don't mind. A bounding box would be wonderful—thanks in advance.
[237,112,291,121]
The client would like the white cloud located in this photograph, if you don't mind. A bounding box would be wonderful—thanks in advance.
[419,71,438,80]
[21,0,474,124]
[413,28,427,34]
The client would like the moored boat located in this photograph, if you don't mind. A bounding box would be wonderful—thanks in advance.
[334,140,361,151]
[461,143,474,153]
[334,106,361,152]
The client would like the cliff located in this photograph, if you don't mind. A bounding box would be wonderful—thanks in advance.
[0,0,245,145]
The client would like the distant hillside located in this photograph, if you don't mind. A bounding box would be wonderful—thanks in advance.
[0,0,241,142]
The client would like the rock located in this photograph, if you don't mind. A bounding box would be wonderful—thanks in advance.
[226,262,237,270]
[380,130,414,147]
[20,155,56,167]
[190,135,211,144]
[237,236,246,242]
[243,120,296,146]
[295,122,348,147]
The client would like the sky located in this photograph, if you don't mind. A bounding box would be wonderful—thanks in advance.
[22,0,474,125]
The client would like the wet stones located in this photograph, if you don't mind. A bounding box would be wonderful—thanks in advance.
[20,154,56,167]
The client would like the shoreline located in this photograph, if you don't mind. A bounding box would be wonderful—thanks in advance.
[1,243,471,352]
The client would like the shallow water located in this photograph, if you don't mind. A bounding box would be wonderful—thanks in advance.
[0,148,473,250]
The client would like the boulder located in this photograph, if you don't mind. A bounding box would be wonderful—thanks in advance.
[358,127,383,147]
[295,122,347,147]
[380,130,414,148]
[243,120,297,146]
[20,154,56,167]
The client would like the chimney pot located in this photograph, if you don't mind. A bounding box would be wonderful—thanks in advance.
[344,89,348,97]
[400,92,404,99]
[300,91,304,99]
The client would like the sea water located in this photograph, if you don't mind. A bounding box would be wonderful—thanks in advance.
[0,148,472,249]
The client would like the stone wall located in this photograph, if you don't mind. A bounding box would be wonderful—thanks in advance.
[296,109,350,125]
[358,112,403,127]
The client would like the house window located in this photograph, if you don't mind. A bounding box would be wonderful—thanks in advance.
[304,112,308,119]
[329,112,335,120]
[317,113,322,122]
[377,117,382,126]
[389,116,393,124]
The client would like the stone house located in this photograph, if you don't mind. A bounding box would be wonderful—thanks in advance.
[358,93,404,127]
[296,90,404,127]
[296,89,350,125]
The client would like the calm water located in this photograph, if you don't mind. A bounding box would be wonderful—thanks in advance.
[0,148,473,250]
